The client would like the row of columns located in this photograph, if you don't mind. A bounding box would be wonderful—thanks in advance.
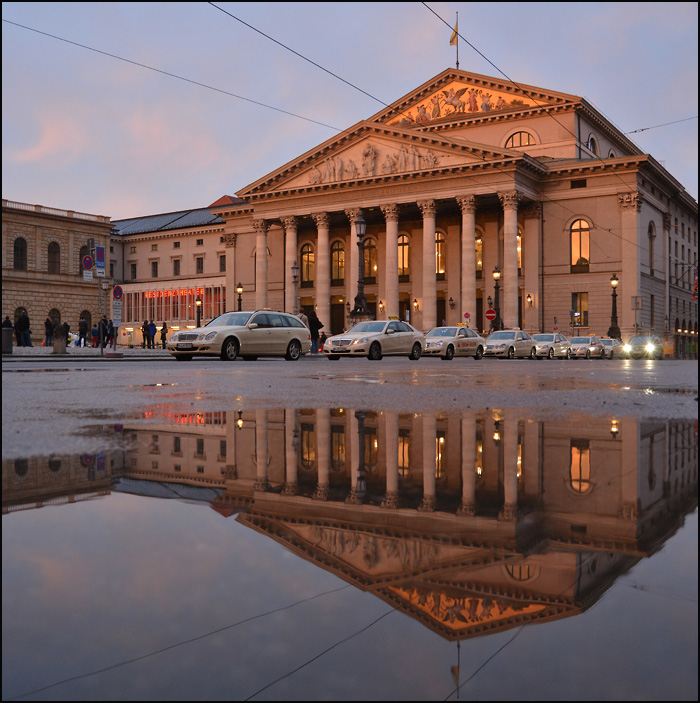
[248,191,524,331]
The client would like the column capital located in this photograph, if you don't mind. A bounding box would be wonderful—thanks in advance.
[345,208,362,223]
[312,212,329,228]
[520,202,541,219]
[223,232,237,248]
[380,203,399,222]
[281,216,299,231]
[617,191,643,211]
[662,213,672,231]
[498,190,521,210]
[381,491,400,509]
[252,219,268,233]
[456,195,477,214]
[417,199,437,218]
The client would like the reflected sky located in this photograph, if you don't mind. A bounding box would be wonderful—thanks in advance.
[2,409,697,701]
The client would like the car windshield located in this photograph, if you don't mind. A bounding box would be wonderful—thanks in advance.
[206,312,252,327]
[346,321,387,334]
[427,327,457,337]
[533,334,555,342]
[629,336,652,344]
[601,339,613,346]
[569,337,591,343]
[488,331,516,340]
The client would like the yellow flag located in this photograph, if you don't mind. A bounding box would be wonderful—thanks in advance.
[449,20,458,46]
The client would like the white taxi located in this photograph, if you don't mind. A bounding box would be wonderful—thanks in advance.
[424,326,486,360]
[324,320,424,360]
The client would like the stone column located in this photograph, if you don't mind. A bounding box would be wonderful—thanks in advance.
[345,209,361,326]
[223,409,238,480]
[382,411,399,508]
[282,217,299,314]
[499,191,520,329]
[663,213,671,338]
[457,195,477,324]
[418,200,437,331]
[346,410,365,504]
[618,192,643,338]
[224,233,237,312]
[521,204,540,332]
[458,412,476,515]
[499,417,518,520]
[419,413,436,511]
[313,212,330,327]
[314,408,331,500]
[283,409,299,495]
[254,409,269,491]
[253,220,268,310]
[381,204,399,320]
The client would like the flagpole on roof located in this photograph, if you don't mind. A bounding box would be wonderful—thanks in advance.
[449,12,459,69]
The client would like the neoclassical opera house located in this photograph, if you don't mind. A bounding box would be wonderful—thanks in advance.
[116,68,697,345]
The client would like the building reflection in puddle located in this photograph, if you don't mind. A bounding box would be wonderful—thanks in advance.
[3,409,697,642]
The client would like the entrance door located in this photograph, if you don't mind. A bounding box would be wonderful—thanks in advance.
[331,303,345,334]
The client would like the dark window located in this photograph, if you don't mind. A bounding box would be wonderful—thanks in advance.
[219,254,226,272]
[48,242,60,274]
[130,263,137,280]
[151,261,158,278]
[173,259,181,276]
[571,179,587,189]
[14,237,27,271]
[196,257,204,274]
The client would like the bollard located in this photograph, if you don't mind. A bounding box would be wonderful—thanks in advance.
[2,327,13,354]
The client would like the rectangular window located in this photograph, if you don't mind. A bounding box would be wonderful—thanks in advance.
[174,241,180,248]
[572,292,589,327]
[173,436,181,454]
[301,423,315,469]
[331,425,345,471]
[173,259,180,276]
[219,254,226,272]
[219,440,226,458]
[151,261,158,278]
[570,179,587,189]
[130,246,137,254]
[196,239,203,246]
[151,244,158,251]
[130,263,137,280]
[110,262,115,278]
[398,428,410,477]
[196,257,204,275]
[196,438,204,456]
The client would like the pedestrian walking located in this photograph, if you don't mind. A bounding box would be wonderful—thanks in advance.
[160,322,168,349]
[44,317,54,347]
[307,309,324,354]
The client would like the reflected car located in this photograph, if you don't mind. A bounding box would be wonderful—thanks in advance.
[569,335,605,359]
[532,333,572,359]
[622,335,663,359]
[600,337,624,359]
[166,310,311,361]
[323,320,424,360]
[484,329,537,359]
[424,326,485,360]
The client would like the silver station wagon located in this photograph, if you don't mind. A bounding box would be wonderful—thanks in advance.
[167,310,311,361]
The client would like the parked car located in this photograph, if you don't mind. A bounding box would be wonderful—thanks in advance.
[622,335,663,359]
[423,326,486,360]
[166,310,311,361]
[323,320,424,360]
[569,335,605,359]
[484,329,537,359]
[600,337,624,359]
[532,333,572,359]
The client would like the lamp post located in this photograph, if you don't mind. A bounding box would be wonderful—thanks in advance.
[236,282,243,312]
[290,261,299,315]
[349,213,372,322]
[492,266,502,330]
[607,273,621,339]
[195,297,202,328]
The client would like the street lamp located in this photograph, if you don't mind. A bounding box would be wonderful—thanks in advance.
[607,273,621,339]
[290,262,299,315]
[195,297,202,328]
[236,282,243,312]
[492,266,502,330]
[349,212,371,321]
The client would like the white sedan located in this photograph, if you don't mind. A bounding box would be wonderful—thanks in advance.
[424,326,485,360]
[323,320,425,360]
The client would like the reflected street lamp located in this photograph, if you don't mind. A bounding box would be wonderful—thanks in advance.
[492,266,502,331]
[236,282,243,312]
[607,273,621,339]
[195,297,202,328]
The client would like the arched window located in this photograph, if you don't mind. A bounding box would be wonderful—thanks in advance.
[475,236,483,279]
[48,308,61,326]
[587,136,599,156]
[435,431,446,479]
[80,310,92,332]
[517,230,522,272]
[435,232,446,280]
[300,243,314,287]
[648,222,656,276]
[608,149,616,158]
[570,439,591,493]
[79,245,89,273]
[331,241,345,286]
[48,242,61,274]
[505,131,535,148]
[570,219,590,273]
[363,238,377,284]
[398,235,410,282]
[14,237,27,271]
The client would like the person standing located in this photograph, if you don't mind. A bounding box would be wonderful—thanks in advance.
[99,315,108,348]
[141,320,149,349]
[160,322,168,349]
[91,323,99,347]
[148,320,157,349]
[307,309,324,354]
[107,319,114,348]
[44,317,54,347]
[78,317,88,347]
[298,310,309,328]
[17,310,31,347]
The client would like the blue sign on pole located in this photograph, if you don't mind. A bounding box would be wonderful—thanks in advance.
[95,246,105,277]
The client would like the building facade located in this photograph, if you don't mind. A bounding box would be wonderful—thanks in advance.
[2,199,113,344]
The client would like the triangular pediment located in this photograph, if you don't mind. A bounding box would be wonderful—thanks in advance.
[237,121,522,197]
[370,68,581,128]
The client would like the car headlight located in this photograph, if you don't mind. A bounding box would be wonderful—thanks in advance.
[170,333,179,342]
[623,344,631,352]
[645,343,655,353]
[352,337,369,345]
[497,343,506,349]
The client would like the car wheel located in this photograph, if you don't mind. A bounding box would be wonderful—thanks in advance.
[548,347,555,359]
[507,346,515,359]
[474,345,483,360]
[285,340,302,361]
[175,354,193,361]
[220,337,238,361]
[585,349,591,359]
[441,345,454,361]
[529,347,536,359]
[609,351,614,359]
[409,342,422,360]
[368,342,382,361]
[566,349,571,359]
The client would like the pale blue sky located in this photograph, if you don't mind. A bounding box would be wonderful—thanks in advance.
[2,2,697,219]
